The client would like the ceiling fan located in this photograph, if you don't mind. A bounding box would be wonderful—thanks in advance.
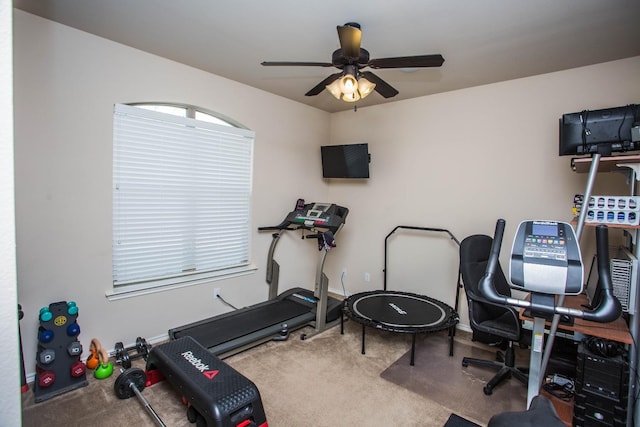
[261,22,444,102]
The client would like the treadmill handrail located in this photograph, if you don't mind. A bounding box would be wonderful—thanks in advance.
[479,219,621,323]
[257,223,296,231]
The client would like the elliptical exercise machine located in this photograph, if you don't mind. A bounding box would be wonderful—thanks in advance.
[479,219,622,407]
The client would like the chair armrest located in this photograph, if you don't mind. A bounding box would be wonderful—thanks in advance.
[466,289,521,337]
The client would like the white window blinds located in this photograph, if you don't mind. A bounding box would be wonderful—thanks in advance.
[112,104,254,292]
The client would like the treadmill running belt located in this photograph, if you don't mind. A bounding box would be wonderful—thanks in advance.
[173,299,311,350]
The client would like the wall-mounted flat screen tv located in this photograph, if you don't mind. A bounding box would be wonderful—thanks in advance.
[321,143,370,179]
[559,104,639,156]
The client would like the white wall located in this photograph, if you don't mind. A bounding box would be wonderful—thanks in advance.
[1,1,20,425]
[13,9,640,380]
[327,56,640,327]
[13,10,330,375]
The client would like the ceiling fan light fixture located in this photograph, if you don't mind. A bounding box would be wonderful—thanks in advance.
[357,77,376,99]
[326,80,342,99]
[326,74,375,103]
[326,76,360,101]
[338,74,358,95]
[341,91,360,103]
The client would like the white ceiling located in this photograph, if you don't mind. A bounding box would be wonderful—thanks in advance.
[14,0,640,113]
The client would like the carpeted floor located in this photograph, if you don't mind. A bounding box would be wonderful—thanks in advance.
[21,322,529,426]
[380,331,528,425]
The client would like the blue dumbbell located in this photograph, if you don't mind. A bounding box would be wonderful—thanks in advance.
[39,307,52,322]
[67,302,78,316]
[38,327,54,344]
[67,322,80,337]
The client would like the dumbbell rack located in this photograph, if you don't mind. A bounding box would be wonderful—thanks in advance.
[34,301,88,403]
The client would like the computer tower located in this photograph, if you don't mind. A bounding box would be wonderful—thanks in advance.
[573,342,628,427]
[610,246,638,314]
[585,246,638,315]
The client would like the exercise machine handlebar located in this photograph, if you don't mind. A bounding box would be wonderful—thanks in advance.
[585,225,622,322]
[479,219,621,323]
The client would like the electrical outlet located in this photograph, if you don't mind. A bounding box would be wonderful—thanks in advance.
[214,288,221,298]
[364,272,370,282]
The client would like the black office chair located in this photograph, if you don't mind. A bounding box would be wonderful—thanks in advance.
[459,234,528,395]
[488,395,565,427]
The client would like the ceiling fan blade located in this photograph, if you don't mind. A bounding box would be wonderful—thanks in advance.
[305,72,342,96]
[337,24,361,59]
[368,54,445,69]
[261,61,334,67]
[360,71,399,98]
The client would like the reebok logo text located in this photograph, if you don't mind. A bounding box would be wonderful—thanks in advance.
[181,350,210,372]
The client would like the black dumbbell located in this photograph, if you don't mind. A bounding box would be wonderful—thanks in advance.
[114,367,166,426]
[114,337,152,369]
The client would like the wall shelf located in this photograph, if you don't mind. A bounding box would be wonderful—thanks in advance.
[571,153,639,427]
[572,154,640,178]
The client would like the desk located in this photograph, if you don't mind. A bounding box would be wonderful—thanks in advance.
[519,293,632,344]
[519,293,631,426]
[571,154,639,427]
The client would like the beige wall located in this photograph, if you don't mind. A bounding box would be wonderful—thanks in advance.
[328,57,640,327]
[13,10,330,374]
[13,8,640,378]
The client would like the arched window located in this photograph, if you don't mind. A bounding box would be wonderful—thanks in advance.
[111,103,255,298]
[131,102,242,128]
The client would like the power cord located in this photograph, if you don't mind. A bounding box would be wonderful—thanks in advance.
[217,293,238,310]
[543,375,575,401]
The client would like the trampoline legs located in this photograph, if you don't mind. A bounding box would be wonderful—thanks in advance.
[341,310,368,357]
[356,326,450,366]
[410,334,416,366]
[448,325,455,357]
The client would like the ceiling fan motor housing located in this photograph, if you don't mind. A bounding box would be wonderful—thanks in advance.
[332,48,370,68]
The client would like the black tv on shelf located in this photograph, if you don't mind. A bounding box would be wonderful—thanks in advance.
[559,104,639,156]
[321,143,370,179]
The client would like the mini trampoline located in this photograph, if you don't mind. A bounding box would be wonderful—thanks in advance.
[341,226,461,366]
[343,290,458,365]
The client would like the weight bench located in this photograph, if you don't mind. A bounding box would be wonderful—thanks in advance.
[146,336,267,427]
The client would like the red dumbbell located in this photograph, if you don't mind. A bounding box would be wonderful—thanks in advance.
[38,370,56,387]
[70,360,86,378]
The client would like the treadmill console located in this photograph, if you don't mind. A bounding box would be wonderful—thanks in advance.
[282,202,349,233]
[510,220,583,295]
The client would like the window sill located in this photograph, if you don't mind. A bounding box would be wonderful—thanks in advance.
[106,264,258,301]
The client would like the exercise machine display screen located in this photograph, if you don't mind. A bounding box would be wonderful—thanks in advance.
[510,220,583,295]
[524,222,567,262]
[292,203,333,227]
[259,201,349,235]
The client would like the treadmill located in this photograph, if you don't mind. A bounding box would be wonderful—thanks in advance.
[169,202,349,358]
